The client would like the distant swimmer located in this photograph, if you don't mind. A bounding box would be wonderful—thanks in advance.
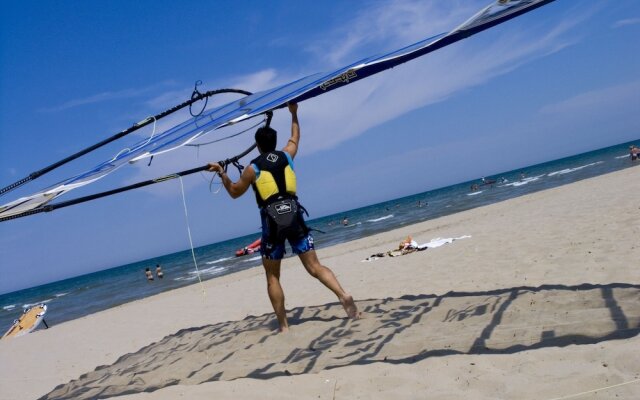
[481,177,496,186]
[342,217,349,226]
[155,264,164,279]
[145,267,154,281]
[630,145,639,161]
[207,103,359,333]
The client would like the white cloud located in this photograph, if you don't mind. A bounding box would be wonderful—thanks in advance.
[303,1,474,68]
[612,18,640,28]
[40,81,177,112]
[228,69,281,92]
[539,80,640,117]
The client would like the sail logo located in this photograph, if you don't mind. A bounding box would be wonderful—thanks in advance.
[320,70,358,91]
[267,153,279,163]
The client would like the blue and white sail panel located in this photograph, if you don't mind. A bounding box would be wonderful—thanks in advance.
[0,0,556,221]
[136,0,557,157]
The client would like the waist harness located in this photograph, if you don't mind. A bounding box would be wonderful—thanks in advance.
[263,196,309,243]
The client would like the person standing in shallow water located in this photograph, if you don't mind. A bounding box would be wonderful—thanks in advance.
[207,103,359,333]
[155,264,164,279]
[630,145,639,161]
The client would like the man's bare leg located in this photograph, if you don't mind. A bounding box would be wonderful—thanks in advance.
[262,258,289,333]
[298,250,360,319]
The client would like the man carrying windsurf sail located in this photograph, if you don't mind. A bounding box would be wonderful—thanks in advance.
[208,103,359,333]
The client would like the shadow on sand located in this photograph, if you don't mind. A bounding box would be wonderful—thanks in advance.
[41,283,640,399]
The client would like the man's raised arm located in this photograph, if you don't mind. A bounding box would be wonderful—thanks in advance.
[282,103,299,159]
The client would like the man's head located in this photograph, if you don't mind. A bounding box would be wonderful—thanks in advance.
[255,126,277,153]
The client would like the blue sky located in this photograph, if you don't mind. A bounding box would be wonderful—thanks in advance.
[1,0,638,294]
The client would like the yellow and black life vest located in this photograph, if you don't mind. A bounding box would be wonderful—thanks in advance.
[250,151,297,208]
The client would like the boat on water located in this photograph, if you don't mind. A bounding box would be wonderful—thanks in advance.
[471,176,508,191]
[235,238,261,257]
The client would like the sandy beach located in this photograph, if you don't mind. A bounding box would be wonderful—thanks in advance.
[1,166,639,400]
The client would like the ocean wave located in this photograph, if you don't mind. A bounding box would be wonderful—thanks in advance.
[547,161,603,177]
[206,257,233,265]
[501,174,545,187]
[55,292,69,298]
[615,154,631,159]
[189,266,225,276]
[22,299,53,308]
[2,305,16,311]
[242,256,262,263]
[173,276,199,282]
[367,214,394,223]
[467,191,483,196]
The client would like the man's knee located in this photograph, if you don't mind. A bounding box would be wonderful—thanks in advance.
[306,265,320,278]
[265,270,280,284]
[305,261,326,279]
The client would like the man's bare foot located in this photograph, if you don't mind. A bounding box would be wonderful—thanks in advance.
[340,295,360,319]
[279,325,289,334]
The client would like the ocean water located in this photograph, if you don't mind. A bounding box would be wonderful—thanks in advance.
[1,140,638,333]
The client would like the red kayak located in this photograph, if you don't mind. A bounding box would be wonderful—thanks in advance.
[235,238,261,257]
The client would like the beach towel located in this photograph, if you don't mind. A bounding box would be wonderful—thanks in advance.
[362,235,471,262]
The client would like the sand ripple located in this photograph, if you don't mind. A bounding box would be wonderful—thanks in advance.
[41,283,640,400]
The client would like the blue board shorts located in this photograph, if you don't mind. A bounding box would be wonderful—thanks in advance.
[259,211,314,260]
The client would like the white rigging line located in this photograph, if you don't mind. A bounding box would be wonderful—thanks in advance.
[109,116,158,163]
[545,378,640,400]
[179,176,206,297]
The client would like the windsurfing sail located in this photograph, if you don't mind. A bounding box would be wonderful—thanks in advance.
[0,87,252,198]
[0,0,556,222]
[0,144,258,222]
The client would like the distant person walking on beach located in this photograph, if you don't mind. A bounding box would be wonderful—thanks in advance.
[155,264,164,279]
[208,103,359,333]
[144,268,154,281]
